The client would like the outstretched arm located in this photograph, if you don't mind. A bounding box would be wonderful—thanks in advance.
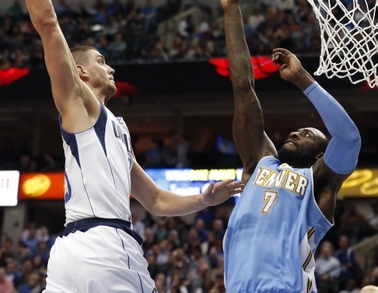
[131,160,244,217]
[221,0,276,181]
[273,48,361,221]
[25,0,100,132]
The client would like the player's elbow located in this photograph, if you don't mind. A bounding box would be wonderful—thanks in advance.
[346,124,361,152]
[145,203,166,217]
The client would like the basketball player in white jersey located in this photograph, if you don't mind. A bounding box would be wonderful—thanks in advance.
[220,0,361,292]
[24,1,245,292]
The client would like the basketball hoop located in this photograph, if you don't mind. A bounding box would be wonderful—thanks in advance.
[307,0,378,88]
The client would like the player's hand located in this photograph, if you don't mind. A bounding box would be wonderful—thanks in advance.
[219,0,240,11]
[272,48,306,82]
[201,179,244,206]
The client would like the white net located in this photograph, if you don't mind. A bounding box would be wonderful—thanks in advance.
[307,0,378,87]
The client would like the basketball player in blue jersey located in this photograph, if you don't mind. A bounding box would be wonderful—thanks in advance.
[25,0,244,292]
[220,0,361,292]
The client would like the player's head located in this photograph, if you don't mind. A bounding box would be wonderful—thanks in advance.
[277,127,329,168]
[71,46,116,103]
[360,286,378,293]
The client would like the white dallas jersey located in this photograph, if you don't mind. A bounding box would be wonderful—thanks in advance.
[60,103,133,225]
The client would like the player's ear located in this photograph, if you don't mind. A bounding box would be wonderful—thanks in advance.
[315,152,324,161]
[77,64,88,78]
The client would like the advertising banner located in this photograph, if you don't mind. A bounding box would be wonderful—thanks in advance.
[17,167,378,201]
[0,170,20,206]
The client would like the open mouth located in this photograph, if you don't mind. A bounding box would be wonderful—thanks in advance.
[285,140,297,146]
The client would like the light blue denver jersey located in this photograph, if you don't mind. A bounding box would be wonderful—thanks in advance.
[224,156,332,293]
[60,103,133,226]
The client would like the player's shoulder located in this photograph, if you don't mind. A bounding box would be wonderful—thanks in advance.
[258,155,279,166]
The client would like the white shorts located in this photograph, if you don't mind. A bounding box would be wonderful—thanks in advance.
[43,225,157,293]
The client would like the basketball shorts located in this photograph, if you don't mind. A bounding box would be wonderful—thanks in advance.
[43,225,157,293]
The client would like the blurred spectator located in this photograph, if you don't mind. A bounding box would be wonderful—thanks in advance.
[167,229,181,250]
[211,273,226,293]
[155,239,171,272]
[316,241,341,293]
[274,0,295,12]
[195,207,216,230]
[124,7,145,59]
[175,135,189,168]
[107,31,127,62]
[140,0,158,32]
[34,242,50,266]
[96,34,111,60]
[7,0,25,21]
[31,255,45,275]
[167,272,188,293]
[334,235,362,288]
[196,22,214,45]
[5,259,20,288]
[184,39,205,59]
[75,2,94,20]
[367,201,378,230]
[17,153,34,172]
[145,139,165,168]
[243,14,256,41]
[146,254,160,280]
[107,0,125,17]
[159,0,181,21]
[0,267,14,293]
[193,219,208,243]
[40,152,61,171]
[248,6,265,29]
[211,219,225,241]
[367,267,378,287]
[154,273,167,292]
[143,227,158,256]
[0,238,15,267]
[177,15,195,40]
[56,1,76,19]
[36,226,53,249]
[155,219,168,241]
[21,232,38,257]
[339,206,375,245]
[203,40,221,58]
[132,212,146,240]
[18,273,41,293]
[14,241,32,269]
[124,0,137,15]
[149,38,169,61]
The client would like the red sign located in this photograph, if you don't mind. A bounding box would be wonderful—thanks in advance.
[19,172,64,200]
[0,68,30,87]
[208,56,280,80]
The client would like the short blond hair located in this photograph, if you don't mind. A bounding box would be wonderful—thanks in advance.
[70,45,97,65]
[360,285,378,293]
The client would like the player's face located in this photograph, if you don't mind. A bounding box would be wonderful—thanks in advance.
[278,127,327,167]
[86,50,117,100]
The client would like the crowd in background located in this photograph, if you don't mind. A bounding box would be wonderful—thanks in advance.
[0,132,246,171]
[0,0,329,68]
[0,200,377,293]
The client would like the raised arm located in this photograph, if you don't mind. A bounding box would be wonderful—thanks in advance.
[273,48,361,221]
[25,0,100,132]
[221,0,277,181]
